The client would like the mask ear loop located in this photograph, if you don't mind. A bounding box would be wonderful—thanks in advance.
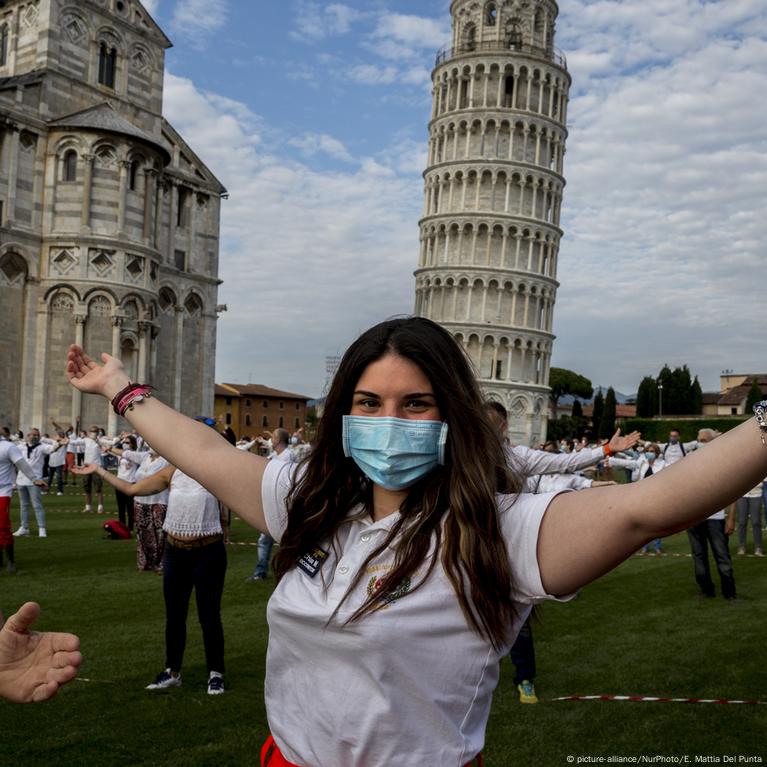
[341,416,353,458]
[437,422,449,465]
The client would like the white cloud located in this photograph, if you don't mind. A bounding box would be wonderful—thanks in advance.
[291,2,363,42]
[348,64,399,85]
[171,0,227,47]
[372,13,450,50]
[140,0,159,15]
[289,133,355,163]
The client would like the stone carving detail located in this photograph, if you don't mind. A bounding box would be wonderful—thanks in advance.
[62,14,86,44]
[89,249,115,276]
[130,48,150,74]
[21,3,39,29]
[510,396,527,418]
[51,292,75,313]
[0,253,27,285]
[95,147,116,168]
[51,249,77,275]
[125,255,144,280]
[89,295,112,317]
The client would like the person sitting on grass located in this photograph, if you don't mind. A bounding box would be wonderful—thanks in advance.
[72,459,228,695]
[66,317,767,767]
[0,602,81,703]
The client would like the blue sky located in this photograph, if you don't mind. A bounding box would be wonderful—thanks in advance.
[143,0,767,399]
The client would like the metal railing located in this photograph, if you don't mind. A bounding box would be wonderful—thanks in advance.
[435,40,568,70]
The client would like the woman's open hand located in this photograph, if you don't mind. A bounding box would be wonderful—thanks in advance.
[66,345,129,400]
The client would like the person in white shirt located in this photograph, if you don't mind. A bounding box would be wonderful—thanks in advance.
[67,318,767,767]
[1,436,47,573]
[71,426,113,514]
[657,428,699,466]
[75,458,228,695]
[46,432,68,495]
[14,428,64,538]
[247,429,296,583]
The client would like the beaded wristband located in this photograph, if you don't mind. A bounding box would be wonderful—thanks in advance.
[753,400,767,446]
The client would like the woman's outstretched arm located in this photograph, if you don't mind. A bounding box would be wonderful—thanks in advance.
[66,346,270,533]
[538,419,767,596]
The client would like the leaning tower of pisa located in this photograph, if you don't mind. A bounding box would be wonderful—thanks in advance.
[414,0,570,445]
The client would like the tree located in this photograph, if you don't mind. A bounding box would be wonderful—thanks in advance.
[571,399,583,419]
[691,376,703,415]
[549,368,593,414]
[591,390,604,439]
[599,387,617,439]
[636,376,658,418]
[745,379,764,413]
[657,365,673,416]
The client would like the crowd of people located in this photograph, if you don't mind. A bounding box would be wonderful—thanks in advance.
[3,317,767,767]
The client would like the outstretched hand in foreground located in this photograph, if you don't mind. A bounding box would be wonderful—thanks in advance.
[607,429,642,453]
[66,345,128,399]
[0,603,82,703]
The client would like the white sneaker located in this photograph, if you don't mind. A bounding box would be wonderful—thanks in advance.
[13,526,30,537]
[83,505,92,513]
[39,528,47,538]
[56,491,64,496]
[207,673,225,695]
[146,669,181,690]
[97,505,105,514]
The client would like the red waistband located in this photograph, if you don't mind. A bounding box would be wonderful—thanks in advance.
[261,735,485,767]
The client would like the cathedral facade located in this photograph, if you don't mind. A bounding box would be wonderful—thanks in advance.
[415,0,570,444]
[0,0,225,435]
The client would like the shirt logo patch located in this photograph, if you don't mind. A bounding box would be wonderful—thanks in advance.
[366,575,412,608]
[297,546,328,578]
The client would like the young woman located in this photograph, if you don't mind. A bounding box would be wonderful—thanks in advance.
[72,461,228,695]
[67,317,767,767]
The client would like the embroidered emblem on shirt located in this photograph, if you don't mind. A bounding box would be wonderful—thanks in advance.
[297,546,328,578]
[366,575,412,608]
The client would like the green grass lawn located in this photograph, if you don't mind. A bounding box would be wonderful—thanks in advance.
[2,486,766,766]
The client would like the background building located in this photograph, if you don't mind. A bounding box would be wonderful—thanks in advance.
[214,383,310,440]
[0,0,225,435]
[703,374,767,416]
[414,0,570,444]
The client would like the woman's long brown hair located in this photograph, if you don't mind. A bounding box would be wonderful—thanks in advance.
[273,317,522,649]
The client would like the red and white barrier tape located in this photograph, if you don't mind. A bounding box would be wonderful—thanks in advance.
[554,694,766,705]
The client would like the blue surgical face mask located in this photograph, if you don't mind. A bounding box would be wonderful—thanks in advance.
[342,416,448,491]
[645,452,657,462]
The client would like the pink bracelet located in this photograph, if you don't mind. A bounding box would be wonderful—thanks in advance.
[116,385,154,416]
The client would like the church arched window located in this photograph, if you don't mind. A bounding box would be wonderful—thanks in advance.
[506,19,523,50]
[463,23,476,51]
[0,24,9,67]
[129,160,140,191]
[63,150,78,182]
[486,4,497,27]
[98,42,117,88]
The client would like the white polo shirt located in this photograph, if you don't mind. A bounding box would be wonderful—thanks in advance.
[0,441,25,497]
[261,460,573,767]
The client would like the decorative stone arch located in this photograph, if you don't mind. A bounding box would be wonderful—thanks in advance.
[0,250,29,287]
[120,293,147,319]
[95,26,126,55]
[509,394,530,420]
[84,289,118,315]
[158,286,178,314]
[92,140,118,169]
[128,41,154,76]
[47,288,79,316]
[59,6,92,45]
[183,291,204,317]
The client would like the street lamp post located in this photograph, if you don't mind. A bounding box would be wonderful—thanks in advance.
[658,383,663,417]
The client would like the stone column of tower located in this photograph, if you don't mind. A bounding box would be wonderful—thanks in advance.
[415,0,570,445]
